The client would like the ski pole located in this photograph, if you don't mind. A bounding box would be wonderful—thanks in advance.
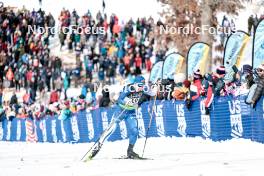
[141,93,157,157]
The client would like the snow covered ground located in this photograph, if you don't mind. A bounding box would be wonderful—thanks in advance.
[1,137,264,176]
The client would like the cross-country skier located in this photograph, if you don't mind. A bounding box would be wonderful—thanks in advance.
[87,75,154,160]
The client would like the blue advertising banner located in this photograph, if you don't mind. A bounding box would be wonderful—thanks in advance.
[0,96,264,144]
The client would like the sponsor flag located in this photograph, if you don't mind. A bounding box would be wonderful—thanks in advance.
[187,42,210,77]
[149,61,163,83]
[253,19,264,69]
[224,31,250,70]
[162,52,185,80]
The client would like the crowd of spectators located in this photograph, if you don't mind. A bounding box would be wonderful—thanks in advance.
[0,5,160,122]
[155,63,264,115]
[57,8,156,84]
[0,5,263,122]
[248,14,264,35]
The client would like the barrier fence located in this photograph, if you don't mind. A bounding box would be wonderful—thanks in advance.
[0,96,263,143]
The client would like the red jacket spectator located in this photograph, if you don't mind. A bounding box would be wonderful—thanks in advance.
[191,70,203,101]
[123,55,130,66]
[146,59,152,72]
[6,68,14,81]
[135,55,142,68]
[50,90,59,104]
[113,21,120,35]
[26,70,33,83]
[23,93,30,104]
[128,36,136,47]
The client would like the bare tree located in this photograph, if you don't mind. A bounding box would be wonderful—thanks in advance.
[157,0,244,71]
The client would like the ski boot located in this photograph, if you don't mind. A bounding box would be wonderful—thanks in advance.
[127,144,140,159]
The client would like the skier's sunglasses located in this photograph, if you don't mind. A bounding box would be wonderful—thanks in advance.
[137,83,144,87]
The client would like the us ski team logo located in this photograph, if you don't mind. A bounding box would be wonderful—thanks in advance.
[200,101,211,138]
[154,104,165,137]
[6,121,11,141]
[101,111,109,131]
[86,110,94,140]
[41,119,47,142]
[229,100,243,138]
[51,119,57,142]
[16,120,21,141]
[176,103,186,136]
[71,115,80,141]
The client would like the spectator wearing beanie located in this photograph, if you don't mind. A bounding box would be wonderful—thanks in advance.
[249,64,264,108]
[242,64,254,89]
[172,80,190,100]
[202,73,214,115]
[190,69,203,101]
[213,65,226,96]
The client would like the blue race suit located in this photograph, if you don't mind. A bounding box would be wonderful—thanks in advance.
[98,85,145,145]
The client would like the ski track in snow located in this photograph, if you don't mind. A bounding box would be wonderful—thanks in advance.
[1,137,264,176]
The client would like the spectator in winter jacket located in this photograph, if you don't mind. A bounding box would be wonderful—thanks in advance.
[49,89,59,104]
[248,15,254,34]
[81,84,89,98]
[10,92,18,106]
[242,64,254,89]
[172,80,190,100]
[119,60,126,77]
[63,73,70,100]
[250,64,264,107]
[135,53,142,75]
[6,67,14,86]
[58,101,72,120]
[98,67,105,83]
[224,65,240,96]
[146,58,152,72]
[253,15,259,31]
[84,56,93,82]
[23,91,32,105]
[202,73,214,115]
[190,70,203,101]
[99,89,111,107]
[213,66,226,96]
